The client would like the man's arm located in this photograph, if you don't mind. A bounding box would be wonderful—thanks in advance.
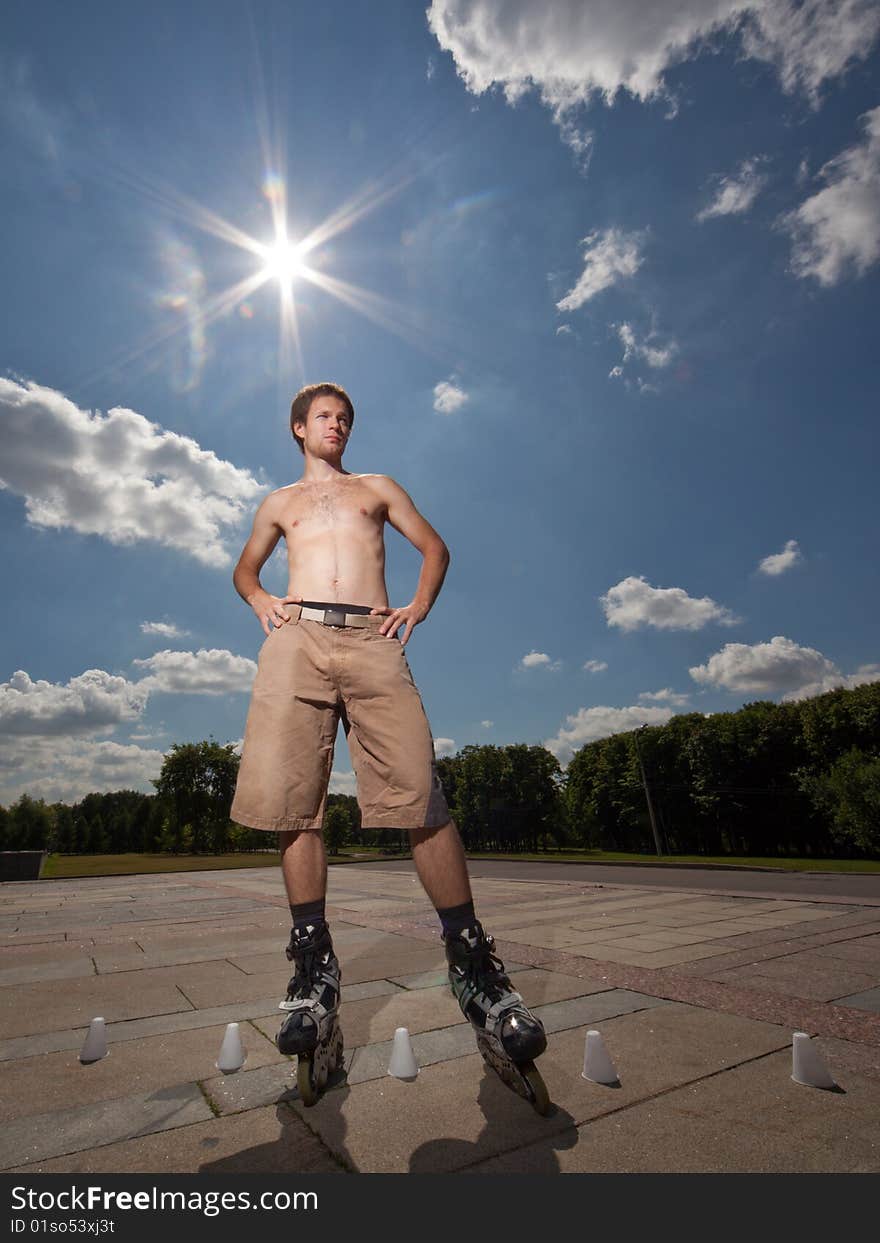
[233,492,300,635]
[369,475,450,642]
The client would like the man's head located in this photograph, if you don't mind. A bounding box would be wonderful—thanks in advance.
[290,382,355,457]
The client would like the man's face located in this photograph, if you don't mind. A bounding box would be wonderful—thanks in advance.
[296,395,351,457]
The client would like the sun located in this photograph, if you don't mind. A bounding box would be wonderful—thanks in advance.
[258,234,305,284]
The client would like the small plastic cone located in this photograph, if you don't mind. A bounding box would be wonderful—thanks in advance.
[791,1032,836,1089]
[80,1017,108,1064]
[581,1029,619,1085]
[216,1022,246,1073]
[388,1026,419,1079]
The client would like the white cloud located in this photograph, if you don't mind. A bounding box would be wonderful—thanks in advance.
[615,321,677,369]
[433,378,470,414]
[689,635,880,700]
[739,0,880,104]
[0,669,149,737]
[556,324,574,337]
[601,575,740,632]
[329,769,358,796]
[0,735,165,805]
[433,737,457,757]
[481,719,494,728]
[639,688,692,706]
[141,621,191,639]
[545,704,674,767]
[696,155,769,220]
[781,105,880,286]
[131,649,257,695]
[518,650,563,672]
[608,365,624,379]
[0,378,264,567]
[557,229,644,311]
[427,2,880,147]
[757,538,803,576]
[582,659,608,673]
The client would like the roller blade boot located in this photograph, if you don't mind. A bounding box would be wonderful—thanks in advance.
[277,923,343,1106]
[444,921,550,1115]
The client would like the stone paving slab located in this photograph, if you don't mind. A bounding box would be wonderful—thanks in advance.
[286,1001,789,1173]
[3,865,880,1174]
[1,1021,284,1122]
[468,1045,880,1173]
[834,987,880,1013]
[0,978,406,1065]
[1,1082,213,1170]
[5,1103,344,1175]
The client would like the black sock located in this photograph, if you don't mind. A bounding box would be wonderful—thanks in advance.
[437,899,477,938]
[290,898,326,936]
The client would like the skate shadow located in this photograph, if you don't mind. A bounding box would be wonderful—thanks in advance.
[198,1073,355,1175]
[408,1068,578,1174]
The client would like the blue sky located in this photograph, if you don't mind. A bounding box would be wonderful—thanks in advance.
[1,0,878,806]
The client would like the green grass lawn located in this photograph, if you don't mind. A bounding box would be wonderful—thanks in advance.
[39,847,880,879]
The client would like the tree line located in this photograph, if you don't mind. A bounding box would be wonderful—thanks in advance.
[1,681,877,859]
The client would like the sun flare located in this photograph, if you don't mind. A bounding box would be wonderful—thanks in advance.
[259,235,305,284]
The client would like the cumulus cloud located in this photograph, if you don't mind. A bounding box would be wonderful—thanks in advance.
[481,719,494,728]
[131,649,257,695]
[0,669,149,737]
[518,650,563,672]
[696,155,769,220]
[544,704,674,767]
[689,635,880,700]
[141,621,190,639]
[0,378,264,567]
[781,105,880,286]
[757,538,803,576]
[433,737,457,757]
[329,768,358,796]
[639,688,693,706]
[433,378,469,413]
[557,229,644,311]
[0,735,165,805]
[582,659,608,673]
[427,1,880,146]
[600,575,740,632]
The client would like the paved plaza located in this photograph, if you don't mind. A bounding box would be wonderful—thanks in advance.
[2,862,880,1174]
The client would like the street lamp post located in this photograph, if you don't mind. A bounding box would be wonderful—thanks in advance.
[635,724,664,858]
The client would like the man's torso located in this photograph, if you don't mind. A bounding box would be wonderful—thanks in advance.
[275,473,389,607]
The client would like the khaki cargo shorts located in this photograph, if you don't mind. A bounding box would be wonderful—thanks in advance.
[230,602,450,832]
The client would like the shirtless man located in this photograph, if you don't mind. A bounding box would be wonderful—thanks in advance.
[229,382,548,1112]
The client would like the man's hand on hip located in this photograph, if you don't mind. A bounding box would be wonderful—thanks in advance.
[369,600,428,647]
[249,590,303,637]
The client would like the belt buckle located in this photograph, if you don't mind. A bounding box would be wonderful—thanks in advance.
[323,608,346,627]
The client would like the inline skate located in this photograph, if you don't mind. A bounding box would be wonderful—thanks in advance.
[278,923,343,1106]
[444,921,550,1115]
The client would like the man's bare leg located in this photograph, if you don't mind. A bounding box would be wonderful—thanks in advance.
[408,818,472,910]
[280,828,327,905]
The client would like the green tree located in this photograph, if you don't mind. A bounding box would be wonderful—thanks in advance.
[324,803,350,855]
[152,741,240,853]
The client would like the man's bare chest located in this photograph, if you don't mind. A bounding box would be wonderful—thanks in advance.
[278,479,387,540]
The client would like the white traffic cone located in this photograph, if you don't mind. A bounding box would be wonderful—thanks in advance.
[791,1032,836,1090]
[216,1022,246,1073]
[79,1017,108,1064]
[388,1026,419,1080]
[581,1029,619,1085]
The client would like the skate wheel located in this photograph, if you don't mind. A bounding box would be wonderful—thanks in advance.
[297,1054,318,1107]
[332,1027,344,1071]
[521,1061,550,1116]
